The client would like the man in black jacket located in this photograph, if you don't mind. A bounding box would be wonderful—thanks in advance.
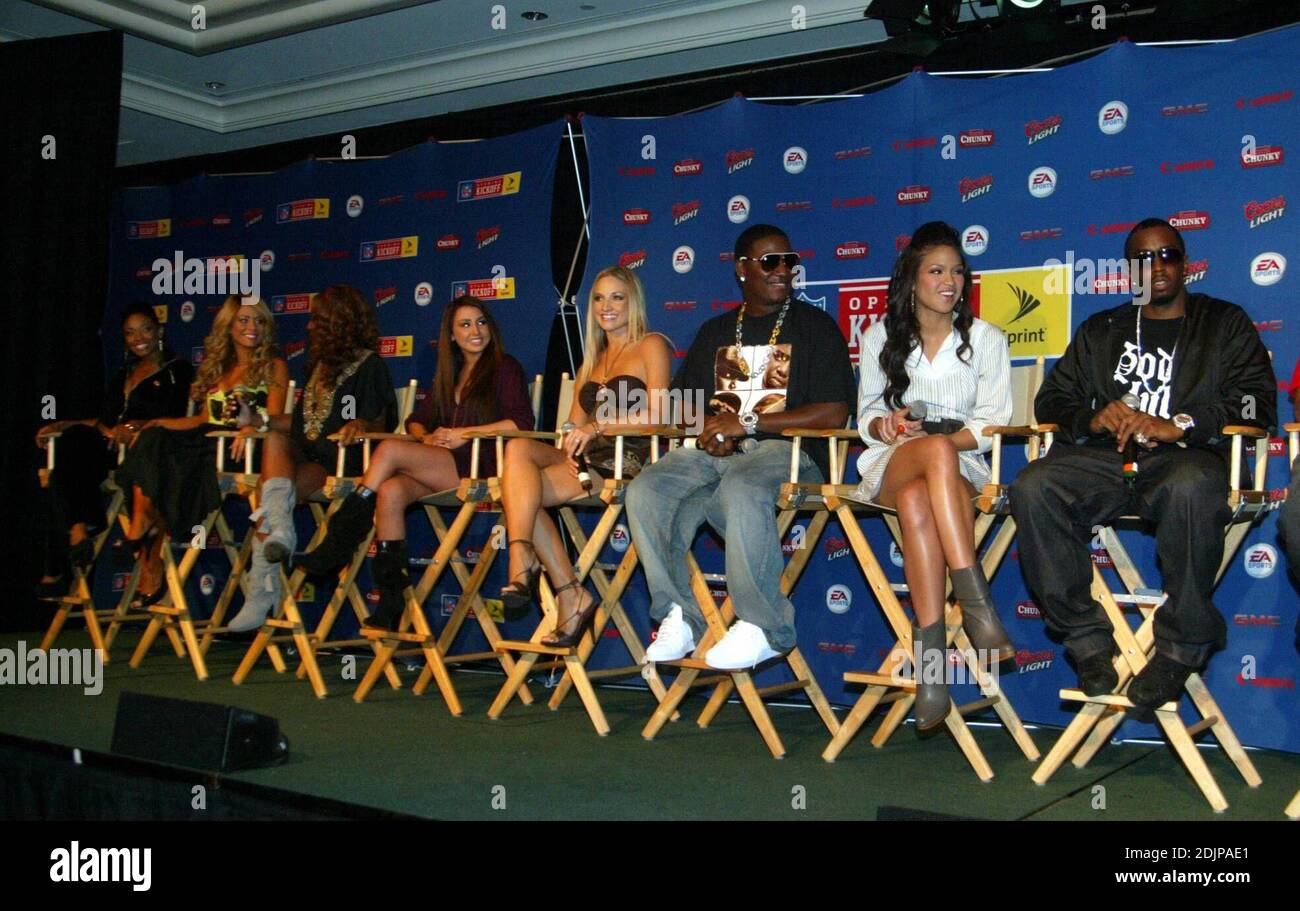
[1009,219,1276,712]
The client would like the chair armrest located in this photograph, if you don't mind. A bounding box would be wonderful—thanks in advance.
[594,425,686,439]
[462,429,562,441]
[1284,422,1300,434]
[780,428,862,439]
[1033,423,1059,434]
[1222,426,1268,438]
[350,431,413,442]
[981,425,1039,437]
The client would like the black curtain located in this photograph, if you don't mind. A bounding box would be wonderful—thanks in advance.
[0,31,123,631]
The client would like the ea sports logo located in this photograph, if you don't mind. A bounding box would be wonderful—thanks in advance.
[727,195,751,224]
[889,541,904,567]
[672,245,695,274]
[259,249,275,272]
[346,195,364,217]
[414,282,433,307]
[1243,543,1277,578]
[783,146,808,174]
[199,574,215,596]
[180,300,195,323]
[826,584,852,614]
[1250,252,1286,286]
[1028,166,1057,198]
[962,225,989,256]
[610,524,630,553]
[1098,100,1128,135]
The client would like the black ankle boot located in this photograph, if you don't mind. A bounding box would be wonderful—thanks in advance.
[364,540,410,632]
[298,491,376,576]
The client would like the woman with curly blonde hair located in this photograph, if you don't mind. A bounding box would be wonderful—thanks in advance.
[227,284,398,631]
[113,297,289,606]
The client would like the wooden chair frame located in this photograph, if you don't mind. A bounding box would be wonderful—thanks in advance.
[640,431,846,759]
[1030,423,1269,812]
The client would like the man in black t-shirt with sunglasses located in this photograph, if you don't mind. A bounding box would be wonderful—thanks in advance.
[1010,219,1275,714]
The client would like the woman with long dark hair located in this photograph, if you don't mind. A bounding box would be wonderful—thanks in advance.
[498,265,671,647]
[295,294,534,630]
[111,296,289,605]
[855,221,1014,729]
[34,302,194,596]
[226,284,399,632]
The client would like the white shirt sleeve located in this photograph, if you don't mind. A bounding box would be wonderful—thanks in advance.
[963,322,1013,454]
[856,321,891,449]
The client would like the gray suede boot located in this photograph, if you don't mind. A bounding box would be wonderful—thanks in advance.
[227,533,281,633]
[950,564,1014,662]
[260,476,298,564]
[913,620,951,731]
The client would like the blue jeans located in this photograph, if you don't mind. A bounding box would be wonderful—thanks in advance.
[625,439,821,651]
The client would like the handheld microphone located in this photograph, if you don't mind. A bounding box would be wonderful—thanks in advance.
[1120,393,1142,482]
[562,422,594,492]
[898,400,928,435]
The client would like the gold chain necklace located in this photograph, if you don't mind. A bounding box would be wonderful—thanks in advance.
[734,297,791,377]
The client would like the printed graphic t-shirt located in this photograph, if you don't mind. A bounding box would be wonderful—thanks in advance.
[671,300,856,479]
[1108,314,1184,419]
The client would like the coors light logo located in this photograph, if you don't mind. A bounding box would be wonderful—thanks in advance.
[1025,115,1061,145]
[672,200,701,226]
[1168,210,1210,231]
[476,226,500,249]
[1245,196,1285,229]
[619,250,647,269]
[1185,258,1208,285]
[725,149,755,174]
[959,175,992,203]
[896,185,931,205]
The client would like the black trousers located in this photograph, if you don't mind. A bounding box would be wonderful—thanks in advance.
[1008,444,1232,667]
[38,423,114,574]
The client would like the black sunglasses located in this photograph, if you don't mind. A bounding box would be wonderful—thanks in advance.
[738,252,800,272]
[1131,246,1185,265]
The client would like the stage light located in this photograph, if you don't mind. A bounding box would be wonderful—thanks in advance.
[864,0,963,38]
[997,0,1062,19]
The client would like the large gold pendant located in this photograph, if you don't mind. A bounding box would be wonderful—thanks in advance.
[306,429,320,441]
[736,354,751,377]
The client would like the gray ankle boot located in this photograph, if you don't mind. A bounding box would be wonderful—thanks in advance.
[259,476,298,564]
[913,620,951,731]
[227,534,281,632]
[950,565,1014,661]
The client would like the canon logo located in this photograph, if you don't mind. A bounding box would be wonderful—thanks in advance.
[1236,90,1293,109]
[415,189,448,200]
[892,137,937,151]
[835,243,868,259]
[1085,221,1139,236]
[618,166,655,177]
[832,196,875,208]
[672,159,702,176]
[896,185,931,205]
[1160,159,1214,174]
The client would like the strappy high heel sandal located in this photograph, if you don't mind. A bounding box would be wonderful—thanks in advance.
[540,580,599,649]
[499,539,542,621]
[110,528,155,568]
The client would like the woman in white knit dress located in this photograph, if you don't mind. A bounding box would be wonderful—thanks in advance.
[854,222,1015,730]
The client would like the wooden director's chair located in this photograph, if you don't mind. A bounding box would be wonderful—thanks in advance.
[128,384,297,680]
[1286,420,1300,821]
[351,374,545,711]
[231,381,421,699]
[481,375,679,735]
[639,430,845,759]
[1029,422,1270,812]
[820,360,1046,779]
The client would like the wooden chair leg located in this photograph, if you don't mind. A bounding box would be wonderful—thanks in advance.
[732,671,785,759]
[944,704,995,782]
[1286,787,1300,820]
[822,686,888,761]
[1032,702,1110,785]
[563,657,610,736]
[1184,673,1262,787]
[488,652,541,719]
[1157,707,1229,813]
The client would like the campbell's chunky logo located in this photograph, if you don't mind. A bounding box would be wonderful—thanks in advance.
[1025,115,1062,144]
[211,214,231,227]
[959,175,993,203]
[415,189,448,201]
[892,136,936,151]
[960,129,995,147]
[1019,227,1063,241]
[374,286,397,308]
[243,208,263,227]
[1163,102,1209,116]
[276,198,330,223]
[1241,145,1284,168]
[619,250,647,270]
[662,299,696,311]
[457,171,521,201]
[1098,100,1128,134]
[1160,159,1214,174]
[834,146,872,160]
[896,185,931,205]
[125,219,171,240]
[272,293,312,315]
[725,148,755,174]
[623,208,651,225]
[1236,89,1293,109]
[1245,196,1285,228]
[1168,210,1210,231]
[783,146,808,173]
[1250,252,1286,286]
[711,299,742,311]
[671,201,700,226]
[835,242,869,260]
[618,165,654,177]
[1090,165,1135,180]
[476,226,500,249]
[435,234,460,250]
[832,196,875,208]
[672,159,702,176]
[775,201,812,211]
[1185,259,1208,285]
[1015,601,1042,619]
[1028,166,1057,198]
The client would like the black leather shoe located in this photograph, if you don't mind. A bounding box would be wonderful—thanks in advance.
[298,492,375,576]
[1075,651,1119,696]
[69,539,96,571]
[363,540,409,632]
[1127,653,1193,712]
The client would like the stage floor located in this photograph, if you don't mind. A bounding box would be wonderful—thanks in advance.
[1,629,1296,821]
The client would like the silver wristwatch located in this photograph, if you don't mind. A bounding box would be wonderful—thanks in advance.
[738,410,759,435]
[1172,413,1195,433]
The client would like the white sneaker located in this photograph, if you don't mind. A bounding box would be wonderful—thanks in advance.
[644,605,695,663]
[705,620,783,670]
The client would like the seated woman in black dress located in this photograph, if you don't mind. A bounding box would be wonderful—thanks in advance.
[295,294,535,630]
[34,302,193,596]
[227,284,398,632]
[112,296,289,606]
[498,265,672,646]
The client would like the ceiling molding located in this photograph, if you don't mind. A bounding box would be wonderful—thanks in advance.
[116,1,875,133]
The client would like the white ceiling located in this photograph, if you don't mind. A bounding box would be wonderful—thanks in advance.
[2,0,891,165]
